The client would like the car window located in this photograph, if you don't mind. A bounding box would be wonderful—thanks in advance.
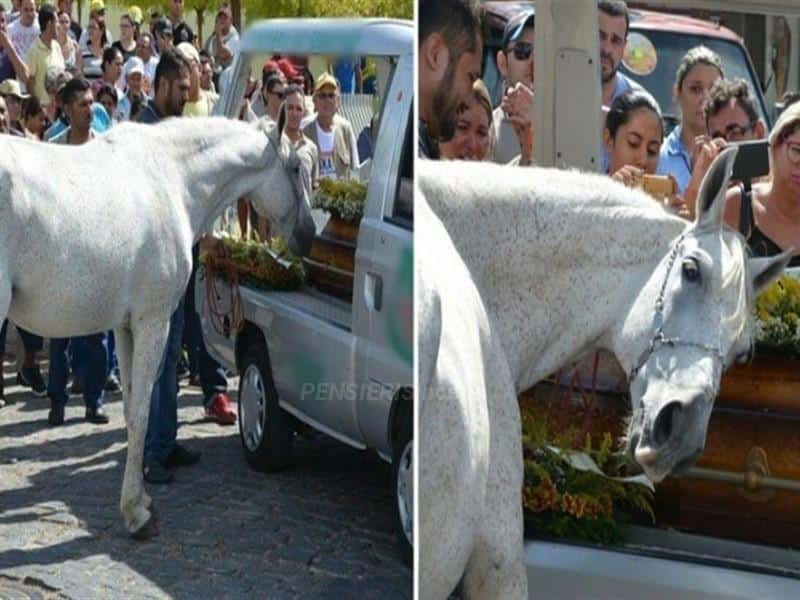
[620,31,768,133]
[390,110,413,228]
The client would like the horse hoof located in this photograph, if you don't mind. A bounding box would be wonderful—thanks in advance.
[130,512,159,541]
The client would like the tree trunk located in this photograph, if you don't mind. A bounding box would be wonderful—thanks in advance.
[196,9,204,46]
[231,0,242,31]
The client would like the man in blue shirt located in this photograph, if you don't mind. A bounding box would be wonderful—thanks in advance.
[598,1,657,173]
[138,48,200,485]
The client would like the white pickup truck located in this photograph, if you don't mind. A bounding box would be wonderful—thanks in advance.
[198,19,413,561]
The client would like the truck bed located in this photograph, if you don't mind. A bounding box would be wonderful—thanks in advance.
[241,284,353,332]
[526,526,800,598]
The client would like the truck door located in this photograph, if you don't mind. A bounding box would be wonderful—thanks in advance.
[353,55,414,457]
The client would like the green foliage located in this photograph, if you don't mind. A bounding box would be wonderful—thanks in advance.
[520,401,655,544]
[755,274,800,354]
[313,178,367,222]
[200,235,305,291]
[241,0,412,19]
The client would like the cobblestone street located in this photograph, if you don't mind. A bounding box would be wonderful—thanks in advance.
[0,356,411,600]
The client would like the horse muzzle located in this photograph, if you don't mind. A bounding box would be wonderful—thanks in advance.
[633,391,711,481]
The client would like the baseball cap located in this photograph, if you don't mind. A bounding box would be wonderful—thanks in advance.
[90,0,105,14]
[0,79,30,99]
[128,5,143,25]
[314,72,338,94]
[502,9,535,50]
[124,56,145,78]
[153,17,172,36]
[176,42,200,64]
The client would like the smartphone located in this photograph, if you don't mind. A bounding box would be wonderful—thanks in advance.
[642,174,675,199]
[731,140,770,181]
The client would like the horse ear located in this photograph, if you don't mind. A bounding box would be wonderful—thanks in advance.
[750,248,793,295]
[254,117,281,147]
[695,145,738,231]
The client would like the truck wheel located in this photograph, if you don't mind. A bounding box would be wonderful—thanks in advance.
[238,343,293,471]
[392,413,413,566]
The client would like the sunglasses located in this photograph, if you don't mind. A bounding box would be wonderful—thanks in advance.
[269,90,285,100]
[508,41,534,61]
[710,122,755,141]
[316,92,336,100]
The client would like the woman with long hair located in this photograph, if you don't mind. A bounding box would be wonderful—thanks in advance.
[724,102,800,266]
[56,10,82,76]
[81,16,106,81]
[439,79,495,162]
[657,46,724,197]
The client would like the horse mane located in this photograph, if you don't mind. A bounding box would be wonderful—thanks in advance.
[420,160,688,273]
[719,227,754,346]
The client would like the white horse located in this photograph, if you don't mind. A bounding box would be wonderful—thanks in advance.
[0,117,315,539]
[417,147,791,599]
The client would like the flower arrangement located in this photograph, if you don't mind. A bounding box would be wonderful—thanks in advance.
[520,399,654,544]
[755,273,800,355]
[200,234,305,291]
[312,178,368,223]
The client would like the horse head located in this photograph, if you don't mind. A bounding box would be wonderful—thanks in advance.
[622,146,791,482]
[248,119,316,257]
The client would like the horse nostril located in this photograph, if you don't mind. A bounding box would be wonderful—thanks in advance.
[652,401,683,448]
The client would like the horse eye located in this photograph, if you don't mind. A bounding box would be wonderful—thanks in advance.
[682,258,701,282]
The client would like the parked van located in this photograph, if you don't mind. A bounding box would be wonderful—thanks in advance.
[199,19,414,561]
[481,1,773,133]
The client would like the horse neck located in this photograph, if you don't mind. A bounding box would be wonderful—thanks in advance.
[162,119,279,241]
[425,162,687,392]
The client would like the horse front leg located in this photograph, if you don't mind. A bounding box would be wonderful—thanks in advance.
[462,370,527,600]
[119,319,169,540]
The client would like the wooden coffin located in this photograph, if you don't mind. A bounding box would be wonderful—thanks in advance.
[526,352,800,548]
[303,217,359,302]
[656,355,800,547]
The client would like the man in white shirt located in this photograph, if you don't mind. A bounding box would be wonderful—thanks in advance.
[7,0,38,66]
[136,31,157,96]
[203,3,238,74]
[301,72,359,180]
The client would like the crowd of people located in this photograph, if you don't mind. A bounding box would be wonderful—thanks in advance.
[420,0,800,267]
[0,0,374,485]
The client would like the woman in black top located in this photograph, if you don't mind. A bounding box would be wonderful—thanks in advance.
[724,101,800,267]
[112,14,137,63]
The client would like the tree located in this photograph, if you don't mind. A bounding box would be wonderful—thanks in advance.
[240,0,412,20]
[107,0,224,44]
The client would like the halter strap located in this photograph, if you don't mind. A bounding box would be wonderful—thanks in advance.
[629,232,724,382]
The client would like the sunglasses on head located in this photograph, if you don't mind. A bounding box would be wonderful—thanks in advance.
[508,41,534,61]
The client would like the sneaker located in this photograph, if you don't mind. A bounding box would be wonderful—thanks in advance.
[48,404,65,426]
[143,459,174,484]
[163,443,201,469]
[104,373,122,394]
[85,405,110,424]
[17,365,46,397]
[188,373,201,388]
[204,393,237,425]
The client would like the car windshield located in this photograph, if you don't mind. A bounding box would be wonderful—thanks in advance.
[620,30,768,132]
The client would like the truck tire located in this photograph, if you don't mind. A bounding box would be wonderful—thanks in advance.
[237,343,293,472]
[392,409,413,566]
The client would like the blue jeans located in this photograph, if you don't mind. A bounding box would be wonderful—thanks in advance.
[71,330,117,381]
[0,320,44,355]
[145,299,185,464]
[48,334,107,410]
[186,244,227,406]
